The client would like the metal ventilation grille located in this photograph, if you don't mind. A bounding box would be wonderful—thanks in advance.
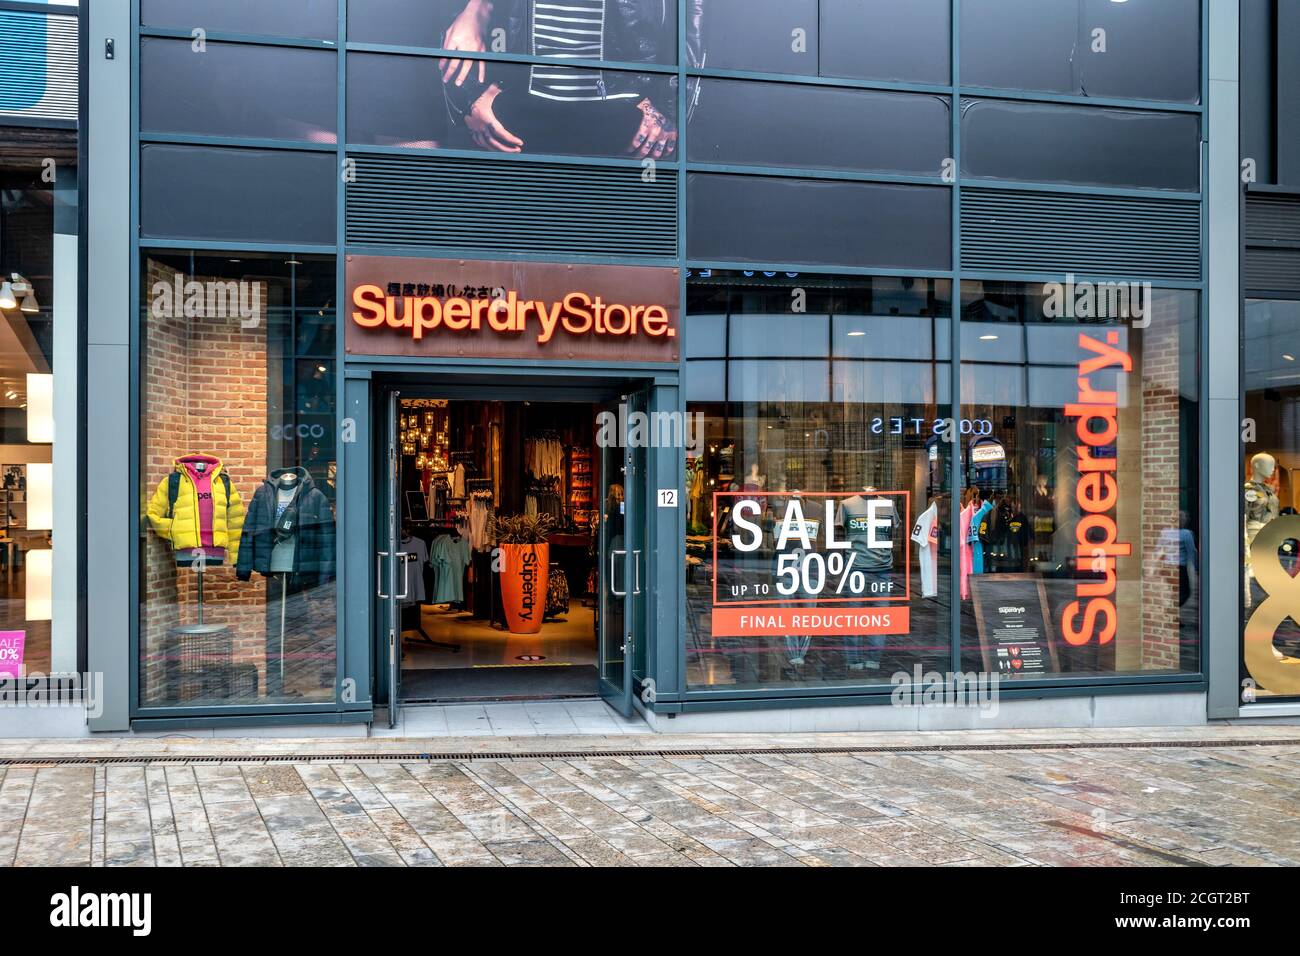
[961,188,1201,280]
[1245,193,1300,293]
[346,154,678,258]
[0,11,77,122]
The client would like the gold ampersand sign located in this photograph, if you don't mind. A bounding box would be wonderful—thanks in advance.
[1245,516,1300,696]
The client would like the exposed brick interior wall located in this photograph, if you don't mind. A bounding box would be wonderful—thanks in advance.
[141,259,269,705]
[1138,294,1184,671]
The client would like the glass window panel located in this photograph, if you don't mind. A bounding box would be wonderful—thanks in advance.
[141,0,337,41]
[347,0,678,64]
[687,174,951,270]
[685,360,726,403]
[0,166,70,676]
[685,271,953,692]
[140,38,337,143]
[820,0,950,85]
[698,0,818,74]
[140,146,336,245]
[139,253,339,709]
[729,360,829,404]
[728,314,829,357]
[689,79,949,175]
[833,315,938,361]
[957,281,1200,681]
[1242,298,1300,701]
[961,99,1201,191]
[684,313,727,359]
[961,0,1199,103]
[347,54,677,159]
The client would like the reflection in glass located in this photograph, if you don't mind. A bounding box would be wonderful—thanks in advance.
[348,54,677,160]
[961,100,1201,191]
[961,0,1199,104]
[685,272,954,690]
[139,254,338,708]
[1241,299,1300,700]
[956,282,1200,680]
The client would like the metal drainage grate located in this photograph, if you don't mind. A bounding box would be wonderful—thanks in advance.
[3,737,1299,767]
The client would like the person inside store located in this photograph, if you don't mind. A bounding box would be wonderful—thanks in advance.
[437,0,700,158]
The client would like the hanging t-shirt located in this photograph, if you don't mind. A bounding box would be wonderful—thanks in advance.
[430,534,472,604]
[399,534,428,605]
[968,500,994,575]
[910,501,940,599]
[839,494,897,573]
[959,501,975,600]
[1004,511,1028,571]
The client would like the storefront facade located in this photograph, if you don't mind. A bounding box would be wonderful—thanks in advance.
[26,0,1284,734]
[0,0,81,732]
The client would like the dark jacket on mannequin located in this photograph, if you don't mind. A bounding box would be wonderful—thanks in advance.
[236,467,336,584]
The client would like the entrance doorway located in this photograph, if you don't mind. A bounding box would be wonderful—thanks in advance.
[375,384,646,724]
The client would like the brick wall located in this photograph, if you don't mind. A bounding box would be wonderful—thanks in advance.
[1138,293,1185,671]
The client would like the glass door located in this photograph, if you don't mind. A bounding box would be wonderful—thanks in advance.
[596,392,646,717]
[378,389,403,727]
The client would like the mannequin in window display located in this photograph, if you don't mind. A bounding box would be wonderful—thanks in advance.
[742,462,765,492]
[1243,452,1281,610]
[838,484,898,673]
[236,467,337,696]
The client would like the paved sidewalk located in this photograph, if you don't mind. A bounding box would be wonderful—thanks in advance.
[1,725,1298,866]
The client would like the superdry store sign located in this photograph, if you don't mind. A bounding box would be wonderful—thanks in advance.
[345,255,679,363]
[712,492,911,638]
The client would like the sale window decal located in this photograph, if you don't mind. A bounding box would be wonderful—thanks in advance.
[711,492,910,639]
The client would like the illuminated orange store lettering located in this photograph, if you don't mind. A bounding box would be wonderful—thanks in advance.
[350,285,677,346]
[1061,330,1132,647]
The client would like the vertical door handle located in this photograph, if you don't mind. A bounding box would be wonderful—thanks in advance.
[632,550,642,595]
[609,550,628,597]
[376,552,390,598]
[396,552,411,600]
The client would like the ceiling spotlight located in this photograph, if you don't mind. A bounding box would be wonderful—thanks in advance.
[0,280,15,311]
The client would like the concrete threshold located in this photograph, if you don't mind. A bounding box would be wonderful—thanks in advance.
[0,723,1297,763]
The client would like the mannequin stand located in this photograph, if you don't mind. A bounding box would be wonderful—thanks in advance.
[169,561,232,702]
[278,573,287,691]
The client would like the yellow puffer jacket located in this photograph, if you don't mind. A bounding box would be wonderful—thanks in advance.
[146,455,246,564]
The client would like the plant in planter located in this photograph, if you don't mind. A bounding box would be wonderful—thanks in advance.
[491,513,555,634]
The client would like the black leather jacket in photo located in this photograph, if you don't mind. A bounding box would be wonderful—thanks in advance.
[495,0,704,105]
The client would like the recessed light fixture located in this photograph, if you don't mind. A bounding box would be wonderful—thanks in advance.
[1285,354,1296,362]
[980,334,998,341]
[847,331,866,337]
[285,258,303,266]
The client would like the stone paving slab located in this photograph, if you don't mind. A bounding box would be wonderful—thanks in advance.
[2,731,1298,867]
